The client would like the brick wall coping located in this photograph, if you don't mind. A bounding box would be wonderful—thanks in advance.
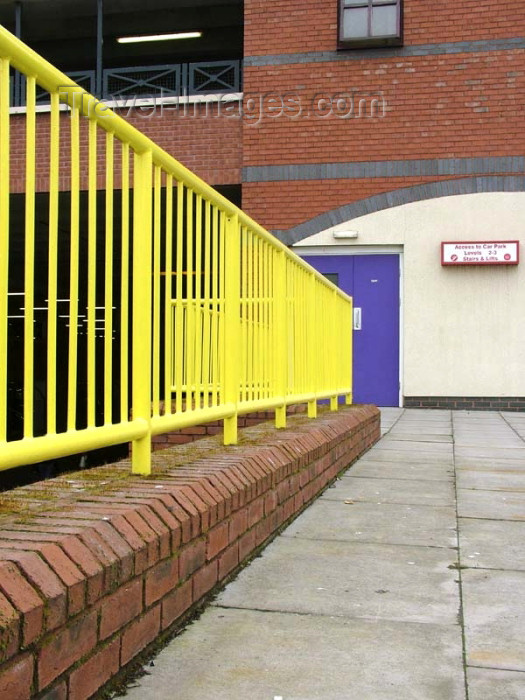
[0,405,379,700]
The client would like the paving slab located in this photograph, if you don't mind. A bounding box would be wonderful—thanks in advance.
[453,417,508,423]
[457,489,525,521]
[386,433,453,442]
[455,437,525,448]
[455,456,525,470]
[454,429,521,437]
[215,536,458,624]
[348,459,454,482]
[324,476,455,507]
[281,499,457,548]
[122,607,465,700]
[466,668,525,700]
[455,446,525,461]
[372,440,453,455]
[454,412,508,420]
[457,469,525,491]
[357,449,454,466]
[393,422,452,431]
[399,409,451,419]
[458,518,525,571]
[462,569,525,671]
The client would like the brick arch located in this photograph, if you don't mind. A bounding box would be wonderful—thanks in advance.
[276,176,525,245]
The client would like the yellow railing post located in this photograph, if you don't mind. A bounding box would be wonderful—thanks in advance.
[308,272,318,419]
[0,57,9,443]
[329,290,339,412]
[223,213,240,445]
[131,149,153,474]
[274,250,287,428]
[346,298,353,405]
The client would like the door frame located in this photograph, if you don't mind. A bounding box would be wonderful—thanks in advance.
[295,245,404,407]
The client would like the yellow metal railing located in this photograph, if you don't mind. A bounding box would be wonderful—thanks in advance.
[0,26,353,475]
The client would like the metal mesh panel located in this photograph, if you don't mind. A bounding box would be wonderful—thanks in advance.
[103,65,181,99]
[189,61,240,94]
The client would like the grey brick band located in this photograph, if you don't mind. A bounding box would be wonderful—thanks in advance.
[274,176,525,244]
[244,157,525,183]
[245,37,525,67]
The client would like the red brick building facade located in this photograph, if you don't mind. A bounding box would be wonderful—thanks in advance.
[240,0,525,238]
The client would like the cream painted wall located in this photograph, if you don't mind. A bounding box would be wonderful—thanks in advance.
[293,193,525,397]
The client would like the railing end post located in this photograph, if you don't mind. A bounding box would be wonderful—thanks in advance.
[330,396,339,412]
[308,400,317,418]
[345,393,353,405]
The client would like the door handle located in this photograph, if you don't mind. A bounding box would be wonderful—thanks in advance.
[353,307,362,331]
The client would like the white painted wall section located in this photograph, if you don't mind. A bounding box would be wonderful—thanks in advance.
[294,193,525,397]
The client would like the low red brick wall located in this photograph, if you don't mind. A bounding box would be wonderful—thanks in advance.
[151,404,307,450]
[0,406,379,700]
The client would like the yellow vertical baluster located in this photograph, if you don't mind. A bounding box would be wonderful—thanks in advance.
[186,188,194,410]
[223,213,240,444]
[104,132,114,425]
[87,117,97,428]
[0,58,9,442]
[202,199,211,408]
[120,143,130,422]
[247,230,254,402]
[308,272,317,418]
[211,206,220,406]
[330,287,338,411]
[152,165,161,417]
[263,242,270,398]
[346,294,353,405]
[269,248,276,400]
[174,182,184,413]
[258,239,264,399]
[255,235,261,401]
[47,92,59,434]
[24,76,36,437]
[301,271,307,393]
[194,194,202,409]
[274,250,287,429]
[240,228,247,402]
[164,174,173,417]
[67,94,80,431]
[131,149,153,474]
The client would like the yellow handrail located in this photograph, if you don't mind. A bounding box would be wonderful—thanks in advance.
[0,25,352,475]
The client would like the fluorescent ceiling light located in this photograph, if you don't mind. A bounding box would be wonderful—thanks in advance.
[117,31,202,44]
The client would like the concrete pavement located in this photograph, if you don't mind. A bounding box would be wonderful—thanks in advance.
[118,409,525,700]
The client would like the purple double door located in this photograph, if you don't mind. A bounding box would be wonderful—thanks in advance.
[303,254,400,406]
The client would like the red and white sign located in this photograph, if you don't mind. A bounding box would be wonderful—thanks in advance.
[441,241,519,266]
